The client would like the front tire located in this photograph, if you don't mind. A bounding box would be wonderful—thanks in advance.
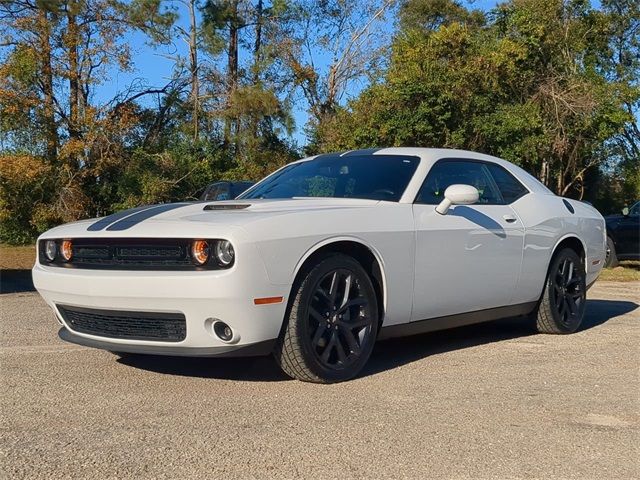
[535,248,586,334]
[274,253,379,383]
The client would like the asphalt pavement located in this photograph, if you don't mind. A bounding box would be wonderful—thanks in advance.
[1,281,638,479]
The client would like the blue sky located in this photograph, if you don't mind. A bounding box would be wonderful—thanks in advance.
[97,0,575,146]
[98,1,510,146]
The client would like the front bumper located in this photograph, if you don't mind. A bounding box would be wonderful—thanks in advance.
[58,327,275,357]
[33,260,290,355]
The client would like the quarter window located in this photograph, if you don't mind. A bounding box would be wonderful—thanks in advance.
[485,163,528,203]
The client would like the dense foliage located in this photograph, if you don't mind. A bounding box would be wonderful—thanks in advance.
[319,0,639,209]
[0,0,638,244]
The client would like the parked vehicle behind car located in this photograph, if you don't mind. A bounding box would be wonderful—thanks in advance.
[604,201,639,267]
[33,148,606,383]
[200,181,254,201]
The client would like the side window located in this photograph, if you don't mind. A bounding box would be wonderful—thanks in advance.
[415,160,502,205]
[204,184,230,201]
[485,163,528,203]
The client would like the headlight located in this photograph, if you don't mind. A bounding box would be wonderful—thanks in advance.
[214,240,235,267]
[191,240,210,265]
[44,240,57,261]
[61,240,73,261]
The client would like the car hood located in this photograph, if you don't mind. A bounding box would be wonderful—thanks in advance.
[205,198,380,212]
[40,198,381,238]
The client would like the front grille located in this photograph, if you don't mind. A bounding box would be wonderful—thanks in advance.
[57,305,186,342]
[39,238,206,270]
[115,246,183,258]
[72,240,189,267]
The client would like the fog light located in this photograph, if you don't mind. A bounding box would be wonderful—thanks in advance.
[213,321,233,342]
[44,240,57,261]
[61,240,73,261]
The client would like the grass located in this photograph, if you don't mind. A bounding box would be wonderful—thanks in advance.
[598,261,640,282]
[0,244,36,270]
[0,245,638,282]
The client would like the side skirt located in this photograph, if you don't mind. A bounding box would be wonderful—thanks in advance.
[378,302,537,340]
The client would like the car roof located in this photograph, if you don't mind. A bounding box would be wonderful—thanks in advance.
[296,148,553,200]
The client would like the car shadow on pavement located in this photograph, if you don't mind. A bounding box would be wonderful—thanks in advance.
[362,299,638,378]
[116,299,637,382]
[0,270,35,294]
[115,354,290,382]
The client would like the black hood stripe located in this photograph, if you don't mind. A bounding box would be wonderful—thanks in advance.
[87,205,154,231]
[105,203,191,231]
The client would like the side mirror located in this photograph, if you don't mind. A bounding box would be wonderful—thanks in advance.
[622,207,629,216]
[435,184,479,215]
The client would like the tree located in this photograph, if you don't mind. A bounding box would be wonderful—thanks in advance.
[0,0,177,241]
[201,0,296,162]
[284,0,397,139]
[319,0,637,200]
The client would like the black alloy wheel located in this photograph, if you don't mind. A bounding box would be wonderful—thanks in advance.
[274,253,378,383]
[307,268,374,370]
[552,256,586,328]
[535,248,586,334]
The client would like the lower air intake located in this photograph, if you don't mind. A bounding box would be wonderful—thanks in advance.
[57,305,186,342]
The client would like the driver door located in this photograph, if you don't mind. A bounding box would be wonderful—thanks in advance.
[411,159,524,321]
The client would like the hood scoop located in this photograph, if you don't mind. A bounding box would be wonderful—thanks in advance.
[203,203,251,211]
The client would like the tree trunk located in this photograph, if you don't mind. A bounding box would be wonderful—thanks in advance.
[38,8,57,163]
[66,3,80,146]
[225,0,239,146]
[253,0,262,84]
[248,0,263,140]
[188,0,199,141]
[228,2,238,95]
[540,158,549,186]
[556,166,564,195]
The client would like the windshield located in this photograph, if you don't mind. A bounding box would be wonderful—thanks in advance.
[240,154,420,202]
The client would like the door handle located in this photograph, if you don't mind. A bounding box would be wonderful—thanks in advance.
[503,215,517,223]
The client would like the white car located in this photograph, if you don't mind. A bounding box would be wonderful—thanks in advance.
[33,148,606,383]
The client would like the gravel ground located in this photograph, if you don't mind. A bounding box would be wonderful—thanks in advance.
[1,282,638,479]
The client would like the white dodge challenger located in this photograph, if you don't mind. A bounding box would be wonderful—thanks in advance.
[33,148,606,383]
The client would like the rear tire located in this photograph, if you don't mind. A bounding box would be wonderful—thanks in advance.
[604,236,619,268]
[535,248,586,334]
[274,253,378,383]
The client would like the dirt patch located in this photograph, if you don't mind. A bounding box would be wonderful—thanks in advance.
[0,245,36,270]
[599,261,640,282]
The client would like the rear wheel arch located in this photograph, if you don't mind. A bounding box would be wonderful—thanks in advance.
[534,235,586,303]
[551,235,586,265]
[291,238,386,327]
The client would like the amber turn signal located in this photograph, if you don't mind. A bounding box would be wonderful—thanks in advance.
[61,240,73,261]
[254,296,284,305]
[191,240,210,265]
